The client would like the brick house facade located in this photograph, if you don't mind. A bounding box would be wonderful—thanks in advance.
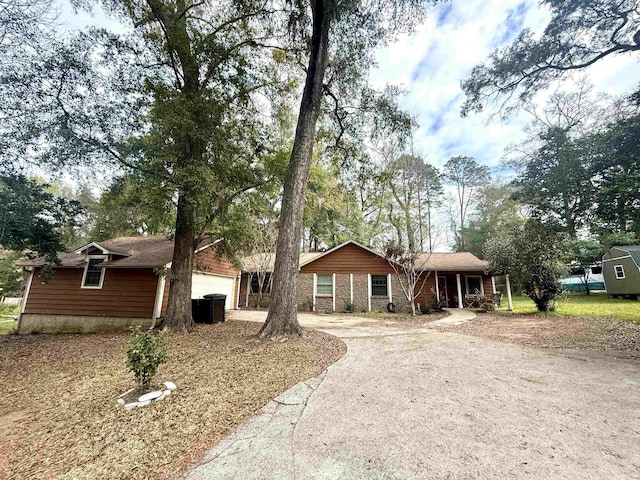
[240,241,495,313]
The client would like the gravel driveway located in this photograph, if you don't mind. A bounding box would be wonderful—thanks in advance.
[187,312,640,479]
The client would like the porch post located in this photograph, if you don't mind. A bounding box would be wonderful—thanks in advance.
[491,276,497,294]
[20,268,34,314]
[332,273,336,312]
[16,268,35,335]
[456,273,463,309]
[434,270,440,300]
[151,273,166,329]
[312,273,317,312]
[349,273,353,304]
[367,274,372,312]
[245,274,250,307]
[505,274,513,311]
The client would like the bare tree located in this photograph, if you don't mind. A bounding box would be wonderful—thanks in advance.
[242,218,278,308]
[384,242,431,316]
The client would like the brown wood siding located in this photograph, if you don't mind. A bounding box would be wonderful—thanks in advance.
[483,275,494,295]
[413,272,438,306]
[194,247,239,277]
[300,243,394,274]
[25,267,158,318]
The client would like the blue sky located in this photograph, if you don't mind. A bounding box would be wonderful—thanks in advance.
[369,0,640,178]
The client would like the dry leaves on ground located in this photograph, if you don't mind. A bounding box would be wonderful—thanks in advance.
[450,313,640,355]
[0,321,346,480]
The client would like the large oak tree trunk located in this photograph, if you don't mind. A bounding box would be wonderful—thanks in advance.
[164,192,196,331]
[151,0,201,331]
[259,0,333,338]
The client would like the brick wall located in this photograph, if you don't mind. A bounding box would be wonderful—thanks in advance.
[297,274,314,311]
[390,274,411,313]
[238,270,494,313]
[352,274,369,312]
[335,274,351,312]
[315,296,333,313]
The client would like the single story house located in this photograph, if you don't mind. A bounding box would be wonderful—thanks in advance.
[18,236,240,334]
[602,245,640,299]
[239,240,496,312]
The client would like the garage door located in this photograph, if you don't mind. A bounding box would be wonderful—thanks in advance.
[191,272,235,309]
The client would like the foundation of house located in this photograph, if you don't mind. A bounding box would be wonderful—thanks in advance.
[18,313,153,334]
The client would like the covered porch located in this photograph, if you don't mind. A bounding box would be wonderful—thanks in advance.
[433,271,513,310]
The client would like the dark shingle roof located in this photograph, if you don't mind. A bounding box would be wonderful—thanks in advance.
[18,237,219,269]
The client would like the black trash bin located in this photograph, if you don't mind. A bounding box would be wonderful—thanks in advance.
[191,298,214,324]
[203,294,226,323]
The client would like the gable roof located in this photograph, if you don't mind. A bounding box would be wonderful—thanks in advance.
[299,240,386,268]
[241,240,490,273]
[609,245,640,267]
[19,237,221,269]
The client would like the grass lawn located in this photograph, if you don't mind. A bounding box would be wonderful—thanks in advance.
[500,293,640,324]
[0,321,345,479]
[0,303,19,334]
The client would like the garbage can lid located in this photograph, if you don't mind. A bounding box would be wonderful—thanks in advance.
[203,293,227,300]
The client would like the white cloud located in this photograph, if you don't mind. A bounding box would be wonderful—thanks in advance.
[370,0,640,177]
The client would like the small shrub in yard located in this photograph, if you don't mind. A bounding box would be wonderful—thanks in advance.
[420,303,431,314]
[481,302,495,313]
[431,298,444,312]
[344,301,355,313]
[300,298,314,312]
[126,326,168,389]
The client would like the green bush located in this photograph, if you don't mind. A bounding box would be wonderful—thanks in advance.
[126,326,168,389]
[430,298,444,312]
[344,301,355,313]
[481,302,495,312]
[419,303,431,314]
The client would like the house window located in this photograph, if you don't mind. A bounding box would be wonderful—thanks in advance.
[371,275,388,296]
[316,275,333,295]
[250,274,271,294]
[614,265,625,279]
[82,256,107,288]
[465,275,483,295]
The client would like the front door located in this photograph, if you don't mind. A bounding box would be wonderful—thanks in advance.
[438,276,449,307]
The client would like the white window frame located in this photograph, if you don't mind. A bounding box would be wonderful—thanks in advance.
[465,275,484,295]
[614,265,625,279]
[81,255,108,289]
[315,274,333,296]
[370,274,389,297]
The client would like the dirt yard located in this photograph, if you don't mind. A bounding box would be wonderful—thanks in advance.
[0,321,345,480]
[450,313,640,356]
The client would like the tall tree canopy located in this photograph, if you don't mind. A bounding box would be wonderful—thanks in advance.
[443,156,490,251]
[260,0,433,338]
[514,127,593,239]
[2,1,289,330]
[0,175,81,262]
[461,0,640,117]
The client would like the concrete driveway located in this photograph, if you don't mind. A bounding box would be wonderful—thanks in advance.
[187,311,640,479]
